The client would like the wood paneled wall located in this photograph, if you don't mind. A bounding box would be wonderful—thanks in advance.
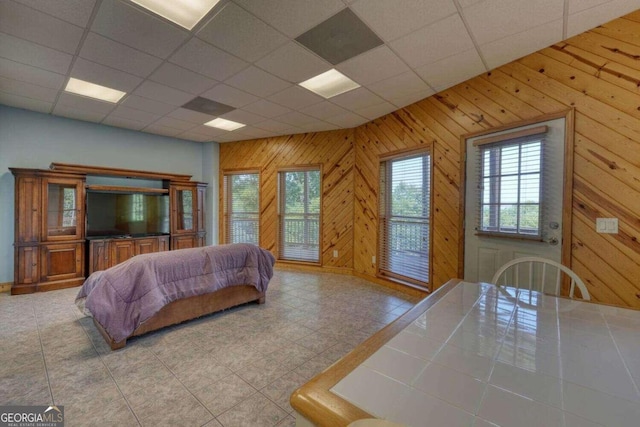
[219,130,355,271]
[220,11,640,308]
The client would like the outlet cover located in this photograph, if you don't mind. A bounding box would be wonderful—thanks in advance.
[372,255,376,264]
[333,250,338,258]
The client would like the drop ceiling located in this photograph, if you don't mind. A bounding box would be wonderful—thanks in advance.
[1,0,638,143]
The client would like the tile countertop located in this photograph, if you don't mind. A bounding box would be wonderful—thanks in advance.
[291,279,640,427]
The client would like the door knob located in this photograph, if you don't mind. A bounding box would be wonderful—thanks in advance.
[548,237,559,245]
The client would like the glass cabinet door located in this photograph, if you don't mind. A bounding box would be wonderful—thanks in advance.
[43,178,84,240]
[175,188,195,232]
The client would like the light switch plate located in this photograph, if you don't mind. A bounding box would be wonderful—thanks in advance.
[596,218,618,234]
[333,250,338,258]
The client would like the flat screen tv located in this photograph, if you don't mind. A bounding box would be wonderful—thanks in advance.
[86,191,170,237]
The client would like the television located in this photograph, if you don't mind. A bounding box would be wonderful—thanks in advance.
[86,191,170,237]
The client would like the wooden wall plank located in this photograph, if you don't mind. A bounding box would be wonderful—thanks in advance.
[220,11,640,307]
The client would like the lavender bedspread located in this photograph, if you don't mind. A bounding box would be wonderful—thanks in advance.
[76,243,275,343]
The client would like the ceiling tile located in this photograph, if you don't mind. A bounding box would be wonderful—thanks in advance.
[350,0,458,42]
[0,1,84,54]
[71,58,142,92]
[253,119,295,132]
[256,42,331,83]
[388,88,435,109]
[219,109,266,125]
[121,95,177,115]
[168,108,215,124]
[355,101,397,120]
[0,33,73,75]
[568,0,610,14]
[224,66,291,98]
[0,57,65,89]
[297,121,341,132]
[325,111,368,127]
[176,130,213,142]
[197,2,288,62]
[0,91,52,113]
[299,101,350,120]
[330,87,386,111]
[149,63,217,95]
[57,92,116,115]
[415,49,486,91]
[242,100,292,118]
[0,76,59,103]
[268,85,324,110]
[53,104,109,123]
[133,81,194,106]
[234,0,345,38]
[79,32,162,78]
[102,115,148,131]
[152,117,196,131]
[92,0,189,58]
[480,20,562,70]
[567,0,640,38]
[274,111,318,126]
[295,8,383,65]
[463,0,563,45]
[390,14,475,68]
[14,0,96,27]
[170,38,249,81]
[233,126,276,138]
[108,105,160,124]
[201,84,260,108]
[143,124,182,137]
[337,45,411,86]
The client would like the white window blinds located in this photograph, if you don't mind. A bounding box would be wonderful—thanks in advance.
[378,153,431,287]
[278,169,320,263]
[223,172,259,244]
[476,130,546,238]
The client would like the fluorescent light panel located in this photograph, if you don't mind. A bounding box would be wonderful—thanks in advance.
[204,118,245,131]
[130,0,221,30]
[299,69,360,98]
[64,78,126,103]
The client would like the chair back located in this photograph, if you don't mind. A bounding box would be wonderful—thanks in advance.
[491,256,590,300]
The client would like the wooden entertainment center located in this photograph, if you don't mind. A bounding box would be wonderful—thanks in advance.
[10,163,207,295]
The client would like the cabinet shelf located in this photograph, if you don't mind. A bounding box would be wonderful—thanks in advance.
[85,185,168,194]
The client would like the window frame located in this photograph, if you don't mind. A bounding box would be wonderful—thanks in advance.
[277,165,322,265]
[222,169,261,245]
[474,125,547,241]
[377,148,432,289]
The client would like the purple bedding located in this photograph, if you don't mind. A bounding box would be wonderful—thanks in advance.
[76,243,275,343]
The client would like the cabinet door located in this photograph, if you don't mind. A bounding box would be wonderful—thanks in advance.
[110,240,135,267]
[42,177,84,241]
[158,236,170,252]
[15,176,41,243]
[16,246,39,285]
[41,243,83,282]
[197,184,206,233]
[171,235,197,250]
[135,238,158,255]
[171,185,196,234]
[89,240,110,274]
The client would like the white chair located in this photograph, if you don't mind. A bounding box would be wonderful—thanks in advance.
[491,256,590,300]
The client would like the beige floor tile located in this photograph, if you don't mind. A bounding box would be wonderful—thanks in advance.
[217,393,288,427]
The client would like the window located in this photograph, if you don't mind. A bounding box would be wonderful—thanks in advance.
[278,168,320,262]
[131,193,144,221]
[223,172,260,244]
[61,187,77,227]
[476,127,546,238]
[379,152,431,287]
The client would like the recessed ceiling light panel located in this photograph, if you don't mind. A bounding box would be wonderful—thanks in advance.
[204,118,246,131]
[299,69,360,98]
[130,0,221,30]
[64,78,127,103]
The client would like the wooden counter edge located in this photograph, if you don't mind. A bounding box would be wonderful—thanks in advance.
[290,278,463,426]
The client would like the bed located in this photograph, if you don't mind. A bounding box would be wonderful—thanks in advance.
[76,243,275,350]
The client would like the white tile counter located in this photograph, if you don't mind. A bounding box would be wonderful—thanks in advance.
[298,280,640,426]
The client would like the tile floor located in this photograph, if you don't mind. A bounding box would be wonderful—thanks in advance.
[0,270,420,427]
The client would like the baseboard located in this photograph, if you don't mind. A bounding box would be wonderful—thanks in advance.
[0,282,12,293]
[352,271,429,298]
[275,262,353,276]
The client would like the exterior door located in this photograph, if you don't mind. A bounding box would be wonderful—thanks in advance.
[464,117,567,284]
